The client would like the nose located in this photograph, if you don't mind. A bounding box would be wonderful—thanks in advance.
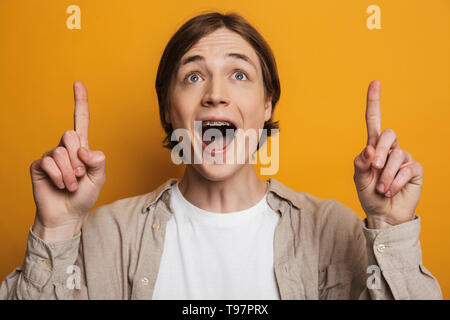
[201,76,230,108]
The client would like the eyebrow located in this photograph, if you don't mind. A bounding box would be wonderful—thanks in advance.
[180,53,257,71]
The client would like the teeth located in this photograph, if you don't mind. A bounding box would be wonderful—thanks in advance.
[202,120,232,127]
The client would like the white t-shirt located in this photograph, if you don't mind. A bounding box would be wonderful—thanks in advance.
[152,182,281,300]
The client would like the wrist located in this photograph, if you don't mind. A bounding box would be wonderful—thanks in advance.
[32,218,82,243]
[366,217,393,229]
[366,214,414,229]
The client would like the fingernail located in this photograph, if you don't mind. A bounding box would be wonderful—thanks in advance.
[69,182,78,191]
[375,157,382,167]
[378,183,385,193]
[385,190,392,197]
[75,166,84,176]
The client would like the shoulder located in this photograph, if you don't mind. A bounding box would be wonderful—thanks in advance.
[86,193,149,225]
[82,178,177,235]
[304,193,362,231]
[270,179,366,266]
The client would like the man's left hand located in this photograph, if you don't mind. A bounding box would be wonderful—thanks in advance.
[353,80,423,229]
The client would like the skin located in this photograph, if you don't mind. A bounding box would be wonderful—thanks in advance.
[354,80,423,229]
[30,31,423,243]
[31,82,106,242]
[167,28,272,213]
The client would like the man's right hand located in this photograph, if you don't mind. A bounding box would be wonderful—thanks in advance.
[30,81,106,242]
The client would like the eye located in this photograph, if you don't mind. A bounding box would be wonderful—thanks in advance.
[185,73,203,83]
[231,71,248,81]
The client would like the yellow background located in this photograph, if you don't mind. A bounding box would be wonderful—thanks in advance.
[1,0,449,298]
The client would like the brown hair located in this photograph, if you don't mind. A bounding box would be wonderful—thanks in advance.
[155,11,280,149]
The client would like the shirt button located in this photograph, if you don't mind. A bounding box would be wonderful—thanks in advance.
[42,259,51,267]
[141,277,149,286]
[377,244,386,253]
[152,223,159,230]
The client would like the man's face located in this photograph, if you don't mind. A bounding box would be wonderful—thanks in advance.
[167,27,272,181]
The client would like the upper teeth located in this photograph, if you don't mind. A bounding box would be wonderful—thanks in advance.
[202,120,232,126]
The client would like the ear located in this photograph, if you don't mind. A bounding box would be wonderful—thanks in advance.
[264,97,273,123]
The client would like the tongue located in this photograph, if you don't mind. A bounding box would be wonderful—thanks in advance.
[204,135,227,151]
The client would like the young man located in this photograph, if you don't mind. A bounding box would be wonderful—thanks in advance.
[0,12,442,299]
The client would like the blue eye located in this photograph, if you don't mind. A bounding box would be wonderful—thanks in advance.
[232,71,247,81]
[187,73,202,83]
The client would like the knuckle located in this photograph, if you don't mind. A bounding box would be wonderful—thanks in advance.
[42,159,62,179]
[62,130,78,146]
[406,150,413,160]
[399,149,408,160]
[417,162,423,172]
[413,161,423,175]
[53,146,67,158]
[367,115,378,123]
[62,129,77,140]
[42,148,53,158]
[391,148,403,159]
[401,166,411,177]
[384,128,396,138]
[40,156,52,169]
[76,111,89,119]
[96,150,106,162]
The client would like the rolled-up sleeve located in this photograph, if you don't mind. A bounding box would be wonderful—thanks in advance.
[0,227,81,300]
[360,215,442,300]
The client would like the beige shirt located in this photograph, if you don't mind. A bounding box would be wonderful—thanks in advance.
[0,178,443,299]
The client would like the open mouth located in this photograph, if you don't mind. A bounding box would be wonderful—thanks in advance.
[200,120,237,154]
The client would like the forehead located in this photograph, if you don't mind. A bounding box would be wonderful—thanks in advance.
[181,28,259,64]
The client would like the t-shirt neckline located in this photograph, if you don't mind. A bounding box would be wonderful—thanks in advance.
[172,181,269,218]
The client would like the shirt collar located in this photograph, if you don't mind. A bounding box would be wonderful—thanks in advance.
[141,178,178,213]
[141,177,301,214]
[266,178,301,210]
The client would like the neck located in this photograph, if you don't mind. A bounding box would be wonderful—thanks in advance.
[178,164,268,213]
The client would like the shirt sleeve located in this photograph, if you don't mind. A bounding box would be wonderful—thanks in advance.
[359,215,443,300]
[0,227,88,300]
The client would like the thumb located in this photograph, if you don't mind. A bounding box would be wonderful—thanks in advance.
[78,147,106,185]
[353,145,376,189]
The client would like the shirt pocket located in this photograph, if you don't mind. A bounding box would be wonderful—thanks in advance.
[318,263,353,300]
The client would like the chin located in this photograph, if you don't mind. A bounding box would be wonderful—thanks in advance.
[191,163,245,182]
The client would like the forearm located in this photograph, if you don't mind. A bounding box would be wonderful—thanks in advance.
[0,227,83,300]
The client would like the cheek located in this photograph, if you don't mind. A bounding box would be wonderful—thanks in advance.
[169,89,200,129]
[233,89,267,128]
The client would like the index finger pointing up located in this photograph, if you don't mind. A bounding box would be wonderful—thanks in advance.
[365,80,382,147]
[73,81,90,149]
